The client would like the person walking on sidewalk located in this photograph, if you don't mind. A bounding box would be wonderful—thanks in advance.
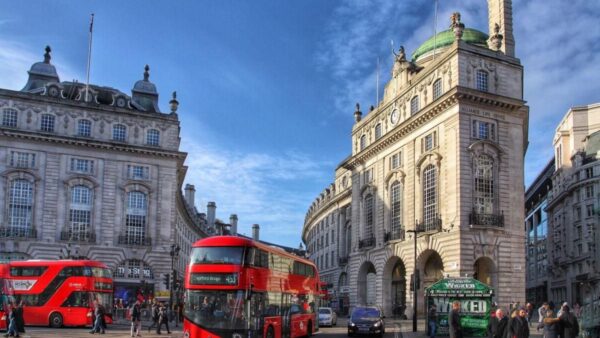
[449,301,463,338]
[147,300,159,333]
[508,307,529,338]
[89,300,106,334]
[488,308,508,338]
[156,302,171,335]
[3,303,19,338]
[130,299,142,337]
[428,304,438,338]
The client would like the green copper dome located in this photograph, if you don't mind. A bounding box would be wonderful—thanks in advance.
[411,28,489,61]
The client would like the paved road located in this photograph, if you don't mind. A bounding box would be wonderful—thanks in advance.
[9,318,543,338]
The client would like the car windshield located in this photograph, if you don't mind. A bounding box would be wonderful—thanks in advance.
[319,308,331,314]
[190,247,245,265]
[351,307,380,321]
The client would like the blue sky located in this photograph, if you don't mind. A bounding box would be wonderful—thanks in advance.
[1,1,599,248]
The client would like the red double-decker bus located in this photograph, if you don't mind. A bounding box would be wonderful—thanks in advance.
[1,260,113,328]
[183,236,321,338]
[0,264,10,331]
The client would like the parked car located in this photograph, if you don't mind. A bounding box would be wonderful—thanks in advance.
[318,307,337,326]
[347,306,385,337]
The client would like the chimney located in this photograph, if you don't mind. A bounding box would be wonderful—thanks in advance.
[207,202,216,230]
[252,224,260,241]
[184,184,196,207]
[230,214,238,235]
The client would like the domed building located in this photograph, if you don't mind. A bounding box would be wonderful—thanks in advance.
[303,0,528,317]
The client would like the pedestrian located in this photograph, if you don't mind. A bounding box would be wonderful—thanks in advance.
[507,306,529,338]
[3,303,19,338]
[428,304,438,338]
[156,302,171,335]
[573,302,581,319]
[537,302,548,331]
[542,309,560,338]
[130,299,142,337]
[559,305,579,338]
[89,300,106,334]
[488,308,508,338]
[147,300,159,332]
[14,301,25,335]
[449,301,463,338]
[526,302,534,324]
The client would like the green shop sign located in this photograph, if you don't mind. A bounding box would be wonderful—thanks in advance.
[426,278,493,337]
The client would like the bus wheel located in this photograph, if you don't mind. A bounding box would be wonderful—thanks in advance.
[307,321,312,337]
[266,326,274,338]
[49,312,63,328]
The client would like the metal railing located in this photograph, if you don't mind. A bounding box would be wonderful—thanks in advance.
[117,235,152,246]
[60,230,96,243]
[469,210,504,227]
[0,226,37,239]
[358,236,375,249]
[385,229,405,242]
[416,217,442,233]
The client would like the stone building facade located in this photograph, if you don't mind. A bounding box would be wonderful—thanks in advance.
[0,47,209,299]
[545,103,600,332]
[525,159,554,305]
[303,0,528,316]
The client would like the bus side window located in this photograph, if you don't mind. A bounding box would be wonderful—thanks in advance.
[245,248,255,266]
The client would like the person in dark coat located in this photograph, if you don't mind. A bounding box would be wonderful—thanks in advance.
[507,307,529,338]
[156,302,171,335]
[487,308,508,338]
[428,304,438,338]
[542,309,560,338]
[14,301,25,334]
[448,301,463,338]
[559,305,579,338]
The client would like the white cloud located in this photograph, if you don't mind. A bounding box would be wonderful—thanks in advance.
[181,134,332,245]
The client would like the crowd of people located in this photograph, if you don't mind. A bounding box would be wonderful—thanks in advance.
[426,300,581,338]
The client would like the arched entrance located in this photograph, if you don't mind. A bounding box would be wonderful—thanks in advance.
[382,257,407,318]
[474,257,496,288]
[338,272,349,315]
[357,261,377,305]
[416,250,444,315]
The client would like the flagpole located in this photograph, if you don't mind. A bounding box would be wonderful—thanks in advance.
[433,0,438,62]
[85,13,94,102]
[376,57,380,107]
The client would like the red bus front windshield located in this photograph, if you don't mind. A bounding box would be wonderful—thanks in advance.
[184,290,247,330]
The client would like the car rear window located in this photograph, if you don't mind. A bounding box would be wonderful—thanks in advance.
[319,308,331,314]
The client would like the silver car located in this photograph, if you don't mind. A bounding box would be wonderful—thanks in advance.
[318,307,337,326]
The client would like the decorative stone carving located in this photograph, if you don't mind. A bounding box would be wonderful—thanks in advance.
[450,12,465,40]
[488,23,504,51]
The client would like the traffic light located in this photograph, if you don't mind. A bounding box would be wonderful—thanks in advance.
[170,270,178,290]
[409,269,421,291]
[164,273,170,289]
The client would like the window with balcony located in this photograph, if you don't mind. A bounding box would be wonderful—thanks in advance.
[124,191,148,245]
[7,179,34,237]
[364,194,374,242]
[474,155,495,214]
[389,181,403,240]
[423,165,437,227]
[68,185,93,242]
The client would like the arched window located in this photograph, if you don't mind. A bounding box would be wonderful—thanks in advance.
[375,124,382,140]
[474,155,495,214]
[422,165,437,229]
[433,78,443,100]
[146,129,160,146]
[476,70,488,92]
[77,119,92,137]
[112,124,127,142]
[69,185,93,241]
[125,191,147,245]
[360,135,367,151]
[390,181,403,236]
[364,194,374,240]
[8,179,33,236]
[410,96,420,115]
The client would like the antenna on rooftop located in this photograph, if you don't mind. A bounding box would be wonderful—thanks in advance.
[85,13,94,103]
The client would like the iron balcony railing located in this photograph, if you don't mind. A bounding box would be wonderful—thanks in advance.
[385,229,405,242]
[416,217,442,233]
[0,226,37,239]
[338,256,348,266]
[469,210,504,227]
[60,230,96,243]
[358,236,375,249]
[118,235,152,246]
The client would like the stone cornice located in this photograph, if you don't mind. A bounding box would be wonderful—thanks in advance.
[0,89,179,123]
[0,128,187,160]
[343,87,525,169]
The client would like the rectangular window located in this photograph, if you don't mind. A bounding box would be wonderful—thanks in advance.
[364,169,373,184]
[586,205,594,218]
[70,158,94,174]
[390,152,402,169]
[433,79,443,100]
[574,207,581,221]
[410,96,420,115]
[9,151,36,168]
[472,120,496,141]
[127,165,150,180]
[586,186,594,199]
[476,70,488,92]
[40,114,55,132]
[78,120,92,137]
[113,125,127,142]
[2,109,17,127]
[586,167,594,179]
[423,132,436,152]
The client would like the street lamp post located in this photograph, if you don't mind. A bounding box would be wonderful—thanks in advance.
[169,244,180,307]
[407,225,424,333]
